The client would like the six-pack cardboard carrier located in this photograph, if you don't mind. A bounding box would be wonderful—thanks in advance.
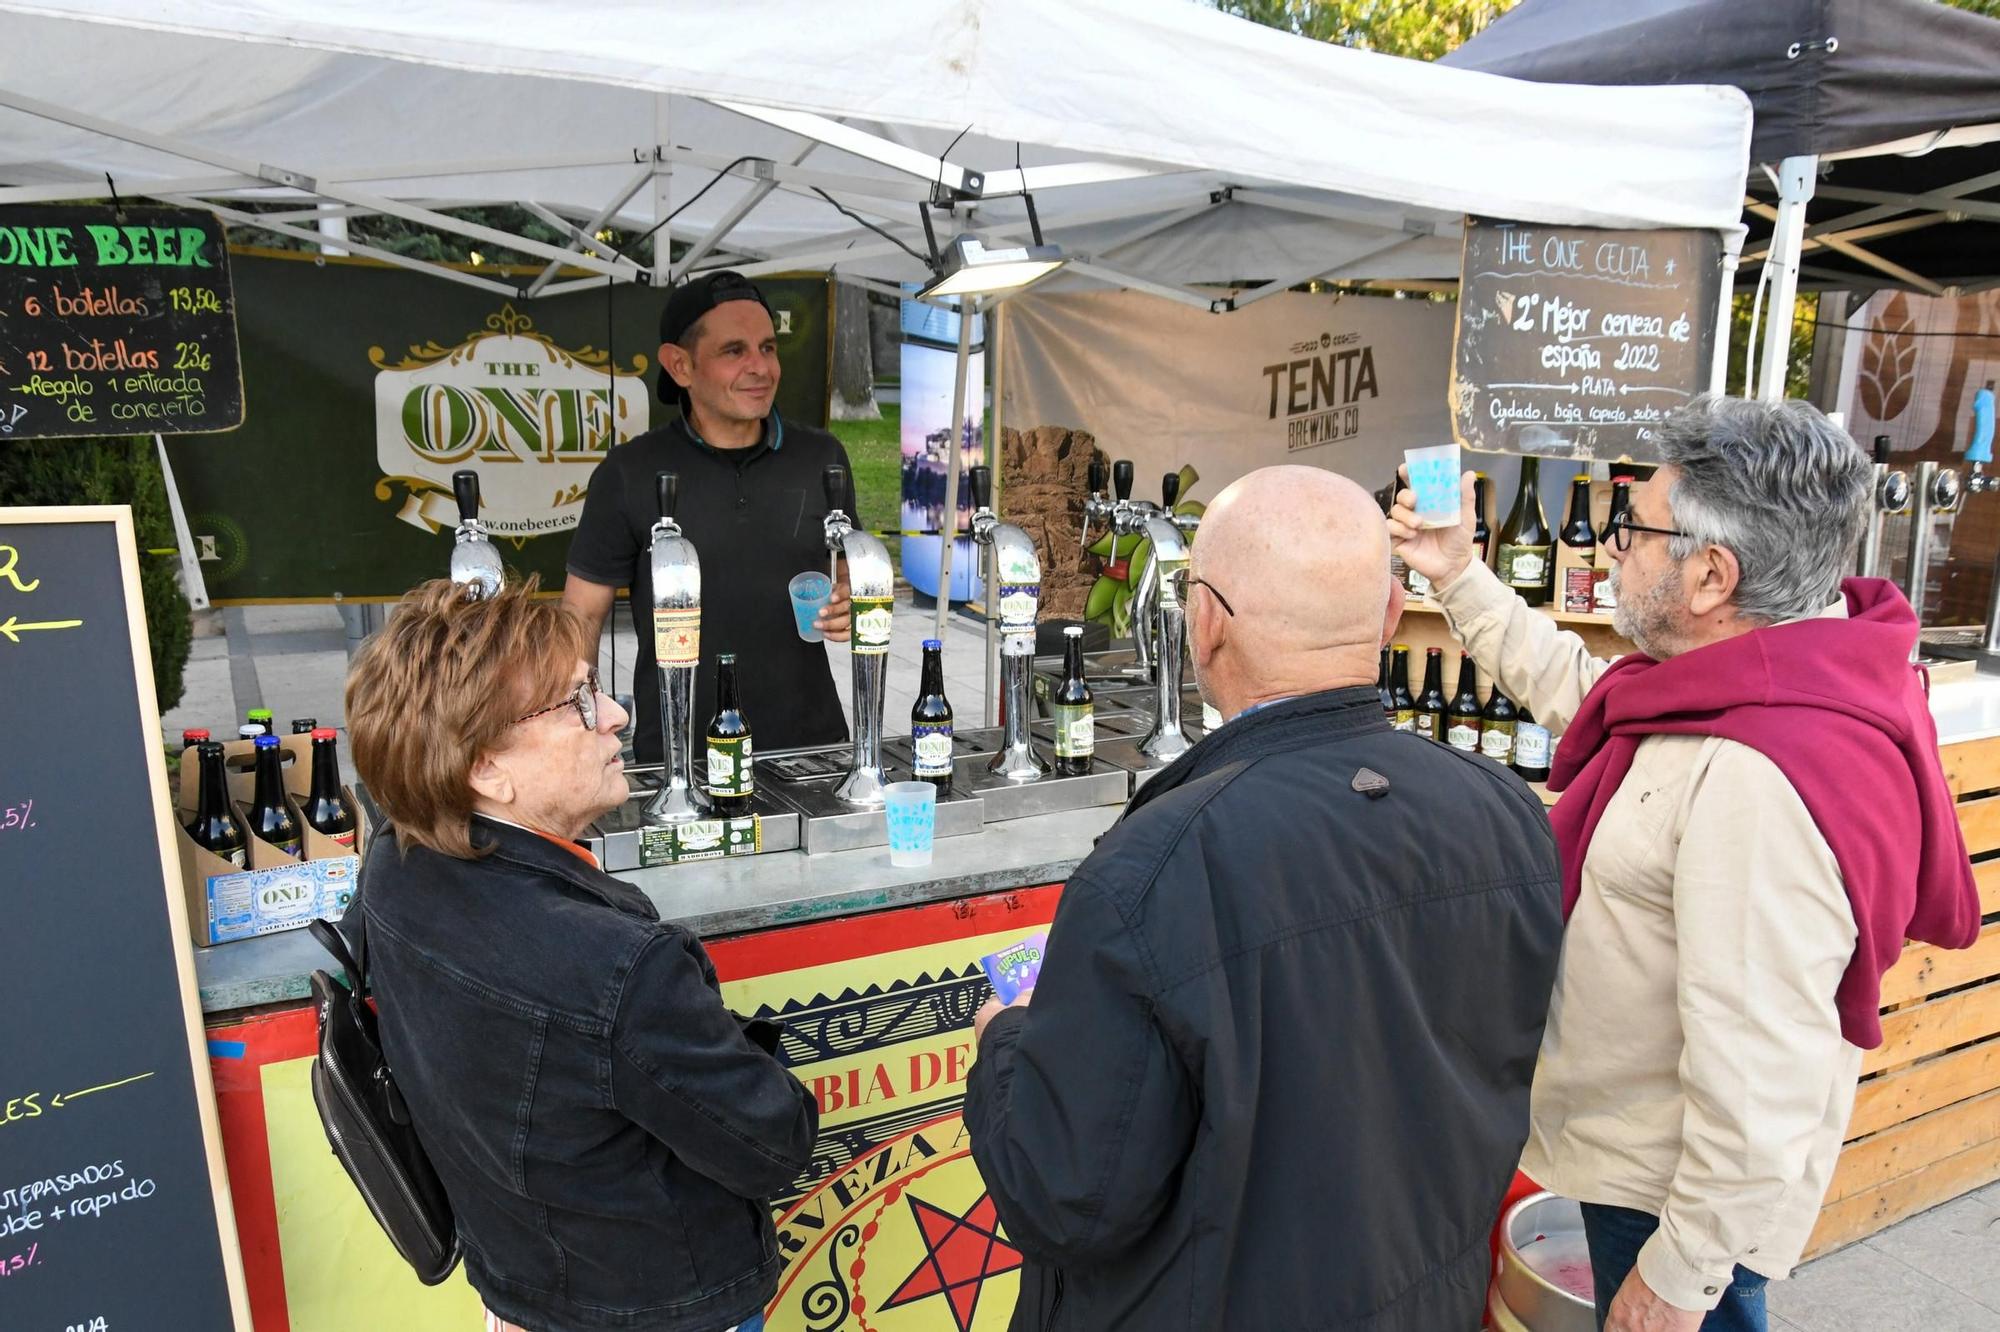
[173,732,364,946]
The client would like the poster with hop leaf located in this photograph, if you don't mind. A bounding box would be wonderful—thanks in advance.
[1840,290,2000,455]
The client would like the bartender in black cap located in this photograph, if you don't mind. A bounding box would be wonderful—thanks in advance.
[563,271,854,762]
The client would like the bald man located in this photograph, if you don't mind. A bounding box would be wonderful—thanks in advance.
[963,466,1564,1332]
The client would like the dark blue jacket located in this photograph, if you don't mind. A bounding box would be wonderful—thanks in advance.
[964,687,1562,1331]
[362,816,817,1331]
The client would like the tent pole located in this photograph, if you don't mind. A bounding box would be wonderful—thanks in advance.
[936,303,975,643]
[653,96,673,287]
[986,299,1006,728]
[1709,251,1737,396]
[1756,155,1817,403]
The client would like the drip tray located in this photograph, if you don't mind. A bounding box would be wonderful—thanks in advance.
[584,782,801,874]
[1094,725,1207,789]
[947,754,1130,821]
[756,749,986,854]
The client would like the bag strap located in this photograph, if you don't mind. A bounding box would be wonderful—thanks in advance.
[309,917,365,995]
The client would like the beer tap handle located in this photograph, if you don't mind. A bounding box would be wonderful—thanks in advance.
[970,465,993,513]
[1161,471,1181,511]
[1112,459,1133,503]
[1088,457,1108,497]
[655,471,679,522]
[823,464,854,518]
[452,470,480,525]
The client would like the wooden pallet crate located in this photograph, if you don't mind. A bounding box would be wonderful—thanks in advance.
[1804,733,2000,1257]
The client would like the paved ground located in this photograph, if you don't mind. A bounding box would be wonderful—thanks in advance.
[166,600,2000,1331]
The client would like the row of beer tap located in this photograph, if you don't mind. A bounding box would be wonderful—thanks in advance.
[446,456,1201,827]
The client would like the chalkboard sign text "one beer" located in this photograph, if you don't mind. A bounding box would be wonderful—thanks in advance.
[1451,217,1722,463]
[0,205,245,440]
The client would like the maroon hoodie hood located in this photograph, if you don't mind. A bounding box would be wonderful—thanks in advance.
[1549,577,1982,1048]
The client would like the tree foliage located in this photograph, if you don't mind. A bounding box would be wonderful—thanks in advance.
[1214,0,1518,60]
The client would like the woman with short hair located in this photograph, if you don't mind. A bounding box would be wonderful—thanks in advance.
[346,576,814,1332]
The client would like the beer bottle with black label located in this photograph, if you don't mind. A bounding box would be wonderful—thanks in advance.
[1496,461,1554,606]
[187,741,248,869]
[302,728,359,850]
[1481,687,1519,767]
[1514,705,1552,783]
[1595,475,1635,613]
[1414,647,1448,742]
[246,733,303,860]
[291,717,318,735]
[1052,625,1094,776]
[1377,646,1395,723]
[706,653,754,818]
[1472,472,1494,568]
[1559,474,1598,613]
[1388,644,1417,733]
[1447,653,1483,753]
[911,638,955,796]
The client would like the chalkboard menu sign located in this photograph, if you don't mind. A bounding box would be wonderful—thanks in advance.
[0,205,243,440]
[0,508,250,1330]
[1451,216,1723,462]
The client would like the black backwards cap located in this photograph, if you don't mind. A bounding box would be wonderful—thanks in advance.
[657,270,775,406]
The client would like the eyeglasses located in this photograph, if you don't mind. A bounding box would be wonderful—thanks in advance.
[1604,508,1691,553]
[516,668,602,730]
[1167,566,1236,617]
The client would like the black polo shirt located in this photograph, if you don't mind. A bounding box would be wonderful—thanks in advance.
[566,413,851,762]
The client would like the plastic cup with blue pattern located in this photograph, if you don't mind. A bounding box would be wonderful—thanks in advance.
[1404,443,1463,529]
[883,781,938,868]
[788,571,833,642]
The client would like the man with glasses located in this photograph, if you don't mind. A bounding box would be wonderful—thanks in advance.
[1390,396,1980,1332]
[964,466,1563,1331]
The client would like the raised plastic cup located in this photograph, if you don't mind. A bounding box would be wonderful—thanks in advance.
[788,571,833,643]
[883,781,938,868]
[1404,443,1464,529]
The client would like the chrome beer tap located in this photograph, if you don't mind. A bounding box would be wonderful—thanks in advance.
[1133,477,1195,762]
[643,472,709,824]
[969,465,1049,782]
[1079,457,1115,552]
[823,465,896,806]
[1123,471,1192,682]
[448,469,503,600]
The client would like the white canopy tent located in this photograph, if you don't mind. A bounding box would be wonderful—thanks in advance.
[0,0,1755,694]
[0,0,1752,304]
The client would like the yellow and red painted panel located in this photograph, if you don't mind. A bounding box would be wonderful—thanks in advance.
[204,883,1063,1331]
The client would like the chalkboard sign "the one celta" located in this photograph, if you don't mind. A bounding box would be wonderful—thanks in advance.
[0,205,244,440]
[1451,216,1723,463]
[0,507,252,1330]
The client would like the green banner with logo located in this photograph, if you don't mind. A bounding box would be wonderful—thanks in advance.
[166,250,830,601]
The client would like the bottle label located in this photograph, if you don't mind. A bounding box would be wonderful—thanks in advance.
[1481,723,1517,762]
[1562,567,1596,614]
[1593,568,1618,612]
[326,829,358,851]
[1414,712,1437,741]
[653,607,700,666]
[1053,703,1094,759]
[853,596,894,654]
[1393,709,1416,733]
[217,846,247,869]
[998,583,1040,635]
[912,725,954,778]
[268,835,302,860]
[1499,544,1551,589]
[706,737,754,798]
[1516,723,1551,769]
[1447,722,1481,752]
[1407,567,1432,599]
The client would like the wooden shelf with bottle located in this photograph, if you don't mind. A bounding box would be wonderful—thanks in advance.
[1397,600,1619,630]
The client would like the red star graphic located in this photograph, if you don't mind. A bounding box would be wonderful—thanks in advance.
[880,1191,1023,1332]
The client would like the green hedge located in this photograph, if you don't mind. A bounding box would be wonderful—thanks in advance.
[0,436,193,713]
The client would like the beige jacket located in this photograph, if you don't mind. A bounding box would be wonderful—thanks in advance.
[1434,560,1862,1310]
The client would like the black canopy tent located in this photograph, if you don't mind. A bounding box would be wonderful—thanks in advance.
[1447,0,2000,398]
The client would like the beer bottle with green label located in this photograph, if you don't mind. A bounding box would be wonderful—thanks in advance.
[911,638,955,796]
[1496,461,1554,606]
[1388,645,1417,733]
[1447,653,1483,753]
[1481,687,1519,767]
[1414,647,1448,742]
[1052,625,1094,776]
[705,653,754,818]
[187,740,248,869]
[246,733,303,860]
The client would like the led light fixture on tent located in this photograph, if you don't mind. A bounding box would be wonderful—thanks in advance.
[916,190,1066,301]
